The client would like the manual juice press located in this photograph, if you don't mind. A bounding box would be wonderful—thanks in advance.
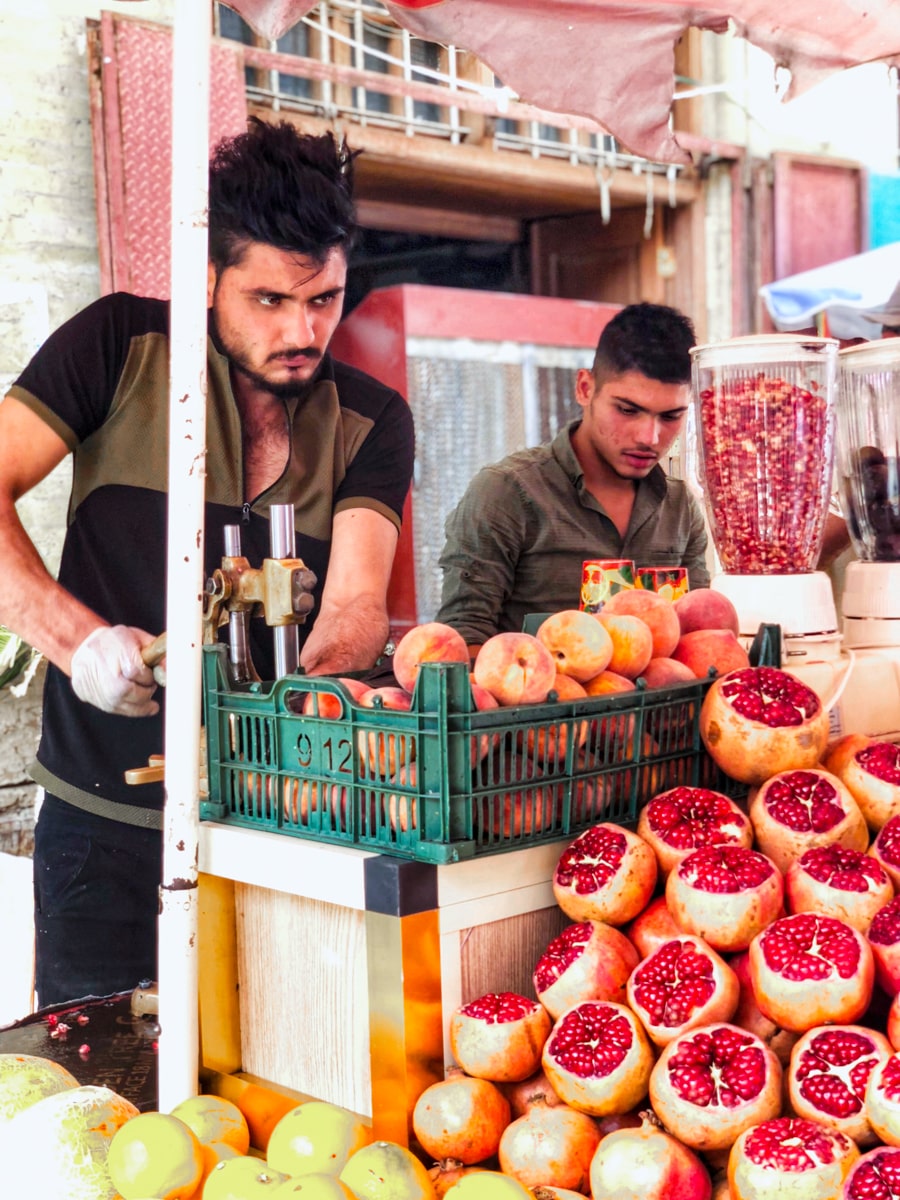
[689,335,843,696]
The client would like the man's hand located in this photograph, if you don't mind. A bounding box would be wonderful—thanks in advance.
[70,625,160,717]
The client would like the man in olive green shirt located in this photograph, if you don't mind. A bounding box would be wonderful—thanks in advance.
[436,303,709,651]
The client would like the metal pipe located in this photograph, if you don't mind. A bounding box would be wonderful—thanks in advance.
[270,504,300,677]
[224,525,253,683]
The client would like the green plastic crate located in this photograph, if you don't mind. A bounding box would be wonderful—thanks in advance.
[200,643,750,864]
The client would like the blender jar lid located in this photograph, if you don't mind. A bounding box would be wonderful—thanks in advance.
[838,340,900,366]
[691,334,838,366]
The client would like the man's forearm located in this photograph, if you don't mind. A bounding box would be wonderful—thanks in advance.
[299,594,390,677]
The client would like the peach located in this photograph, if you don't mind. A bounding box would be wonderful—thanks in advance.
[536,609,614,682]
[470,680,500,765]
[526,673,590,764]
[673,587,740,636]
[596,612,654,680]
[602,590,680,659]
[640,657,696,689]
[671,629,751,680]
[380,764,418,833]
[284,779,349,830]
[393,621,470,695]
[358,686,415,778]
[474,632,557,706]
[584,670,636,697]
[301,676,372,718]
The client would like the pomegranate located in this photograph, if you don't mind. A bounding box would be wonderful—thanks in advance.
[448,992,552,1083]
[499,1069,565,1119]
[842,1146,900,1200]
[837,740,900,831]
[412,1069,511,1164]
[541,1000,654,1116]
[648,1022,783,1152]
[749,913,875,1032]
[748,768,868,874]
[625,936,739,1047]
[786,845,894,932]
[728,1116,859,1200]
[532,921,639,1020]
[787,1024,892,1147]
[625,895,682,957]
[551,823,658,925]
[497,1101,600,1192]
[866,896,900,995]
[665,845,784,953]
[872,814,900,890]
[730,950,800,1067]
[866,1053,900,1147]
[699,666,829,786]
[636,786,753,877]
[587,1110,712,1200]
[823,733,875,778]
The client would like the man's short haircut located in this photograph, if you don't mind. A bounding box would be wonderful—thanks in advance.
[592,302,696,385]
[208,117,359,272]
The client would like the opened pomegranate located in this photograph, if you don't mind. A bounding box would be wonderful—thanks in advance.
[497,1101,600,1192]
[729,949,800,1067]
[787,1024,892,1147]
[866,896,900,995]
[786,844,894,932]
[749,913,875,1032]
[865,1053,900,1147]
[448,992,551,1083]
[872,815,900,891]
[588,1110,712,1200]
[699,666,829,786]
[551,823,657,925]
[836,740,900,831]
[728,1116,859,1200]
[625,936,739,1047]
[748,768,868,874]
[842,1146,900,1200]
[625,895,682,958]
[412,1069,511,1164]
[648,1022,782,1152]
[541,999,654,1116]
[532,920,638,1020]
[636,786,753,877]
[665,845,784,953]
[500,1069,565,1118]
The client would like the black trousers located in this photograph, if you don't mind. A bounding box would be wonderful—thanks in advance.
[33,794,162,1007]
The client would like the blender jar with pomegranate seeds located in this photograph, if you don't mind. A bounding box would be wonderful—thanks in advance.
[690,335,838,574]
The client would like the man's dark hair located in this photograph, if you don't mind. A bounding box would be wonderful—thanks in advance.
[208,117,359,272]
[592,302,696,385]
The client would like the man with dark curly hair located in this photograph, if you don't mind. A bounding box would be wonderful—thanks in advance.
[0,119,414,1004]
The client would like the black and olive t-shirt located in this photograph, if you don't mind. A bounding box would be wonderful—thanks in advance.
[9,293,414,814]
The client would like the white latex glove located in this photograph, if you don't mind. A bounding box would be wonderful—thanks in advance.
[70,625,160,717]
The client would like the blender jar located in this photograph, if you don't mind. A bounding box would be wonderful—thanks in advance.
[836,341,900,562]
[690,335,837,573]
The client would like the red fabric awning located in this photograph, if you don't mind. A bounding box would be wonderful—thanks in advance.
[223,0,900,162]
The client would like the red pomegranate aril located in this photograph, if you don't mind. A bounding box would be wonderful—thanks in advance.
[700,666,829,786]
[874,815,900,891]
[552,822,657,926]
[839,741,900,831]
[588,1110,712,1200]
[867,896,900,995]
[666,844,784,953]
[749,768,868,874]
[787,1024,892,1147]
[449,991,552,1083]
[625,936,739,1047]
[728,1116,860,1200]
[648,1022,783,1152]
[843,1146,900,1200]
[786,844,894,932]
[532,920,638,1020]
[541,999,654,1117]
[749,913,875,1032]
[636,786,753,877]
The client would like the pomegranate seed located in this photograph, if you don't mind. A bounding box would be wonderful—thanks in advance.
[721,668,821,729]
[859,743,900,785]
[78,1044,90,1057]
[554,826,627,894]
[847,1148,900,1198]
[46,1013,58,1027]
[666,1025,766,1105]
[458,993,540,1023]
[677,845,775,893]
[879,1055,900,1102]
[76,1014,90,1026]
[869,897,900,946]
[761,771,847,833]
[761,914,862,979]
[546,1003,632,1079]
[793,1029,881,1119]
[643,787,748,850]
[877,817,900,867]
[798,845,888,893]
[533,922,593,992]
[630,940,716,1027]
[743,1117,848,1168]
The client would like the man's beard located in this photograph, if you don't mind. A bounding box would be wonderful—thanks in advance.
[211,311,323,400]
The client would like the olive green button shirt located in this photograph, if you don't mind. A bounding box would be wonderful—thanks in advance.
[436,419,710,645]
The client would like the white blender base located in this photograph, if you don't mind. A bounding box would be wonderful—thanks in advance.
[829,647,900,741]
[711,572,839,640]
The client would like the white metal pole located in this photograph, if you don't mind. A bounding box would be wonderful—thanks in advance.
[157,0,211,1112]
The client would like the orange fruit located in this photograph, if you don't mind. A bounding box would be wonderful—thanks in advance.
[106,1110,204,1200]
[170,1093,251,1154]
[340,1141,436,1200]
[266,1101,370,1177]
